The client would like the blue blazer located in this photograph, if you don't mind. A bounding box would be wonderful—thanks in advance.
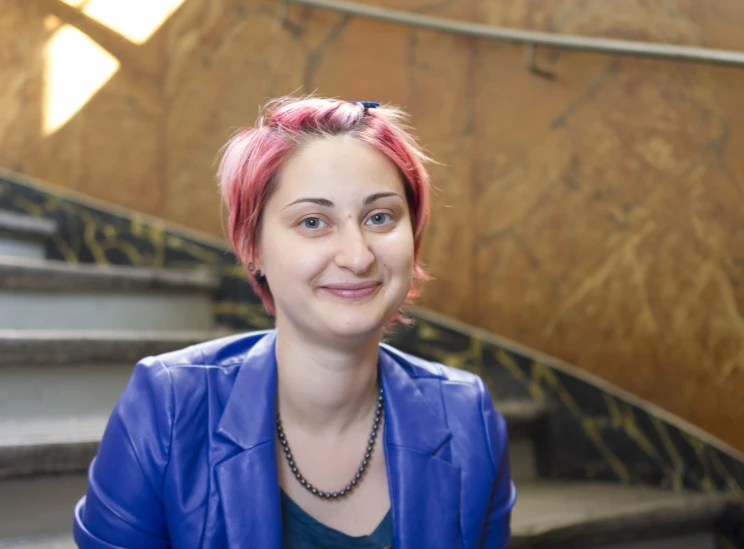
[74,330,516,548]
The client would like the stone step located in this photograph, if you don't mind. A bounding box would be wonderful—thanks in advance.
[0,331,233,426]
[0,474,84,543]
[510,481,728,548]
[0,330,224,479]
[0,537,75,549]
[0,475,730,547]
[496,399,547,481]
[0,417,104,479]
[0,211,56,260]
[0,329,231,366]
[0,257,219,330]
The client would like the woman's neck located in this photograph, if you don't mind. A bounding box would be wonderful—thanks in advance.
[274,320,383,435]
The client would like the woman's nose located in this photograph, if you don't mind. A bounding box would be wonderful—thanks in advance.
[334,225,375,274]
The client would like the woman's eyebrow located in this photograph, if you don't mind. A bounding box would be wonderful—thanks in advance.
[363,192,400,205]
[283,192,401,210]
[283,197,333,210]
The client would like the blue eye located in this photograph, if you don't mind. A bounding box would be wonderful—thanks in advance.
[301,217,327,229]
[367,213,391,226]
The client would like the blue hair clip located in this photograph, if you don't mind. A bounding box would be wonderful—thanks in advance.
[351,101,380,109]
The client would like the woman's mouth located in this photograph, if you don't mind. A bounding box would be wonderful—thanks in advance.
[319,282,381,300]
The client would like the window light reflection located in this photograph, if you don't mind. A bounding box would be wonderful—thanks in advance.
[43,25,119,135]
[82,0,187,44]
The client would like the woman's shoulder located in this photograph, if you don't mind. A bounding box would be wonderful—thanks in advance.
[122,330,274,414]
[151,329,273,370]
[381,343,507,471]
[380,342,485,387]
[380,343,497,423]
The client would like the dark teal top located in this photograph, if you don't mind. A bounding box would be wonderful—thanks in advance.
[280,491,394,549]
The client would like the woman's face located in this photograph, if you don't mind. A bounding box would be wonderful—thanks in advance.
[257,135,415,342]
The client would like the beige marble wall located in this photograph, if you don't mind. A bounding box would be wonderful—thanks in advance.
[1,0,743,450]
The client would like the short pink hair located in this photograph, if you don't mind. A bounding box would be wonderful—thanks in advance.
[217,96,432,323]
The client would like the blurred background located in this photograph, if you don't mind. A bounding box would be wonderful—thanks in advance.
[3,0,741,451]
[1,2,744,545]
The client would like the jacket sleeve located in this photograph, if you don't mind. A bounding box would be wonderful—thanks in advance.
[73,358,174,549]
[478,378,517,549]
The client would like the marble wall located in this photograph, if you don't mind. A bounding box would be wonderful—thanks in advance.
[1,0,743,450]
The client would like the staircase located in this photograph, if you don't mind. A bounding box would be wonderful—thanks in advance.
[0,208,738,548]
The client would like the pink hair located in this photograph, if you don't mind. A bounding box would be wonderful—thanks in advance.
[217,96,432,325]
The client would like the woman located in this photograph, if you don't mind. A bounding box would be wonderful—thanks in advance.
[73,97,515,548]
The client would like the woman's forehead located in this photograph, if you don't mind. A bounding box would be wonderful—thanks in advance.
[274,137,404,202]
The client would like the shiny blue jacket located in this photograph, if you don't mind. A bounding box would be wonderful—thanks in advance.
[73,330,516,548]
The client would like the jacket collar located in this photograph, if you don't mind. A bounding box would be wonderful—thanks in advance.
[378,346,452,453]
[215,330,461,549]
[216,330,278,450]
[378,347,461,548]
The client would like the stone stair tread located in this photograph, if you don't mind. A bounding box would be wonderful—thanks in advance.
[0,256,220,293]
[0,416,106,447]
[494,399,547,425]
[510,480,735,547]
[0,474,86,541]
[0,329,235,365]
[0,211,57,240]
[0,417,103,479]
[0,536,76,549]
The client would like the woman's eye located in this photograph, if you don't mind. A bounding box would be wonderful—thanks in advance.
[300,217,327,230]
[366,213,392,226]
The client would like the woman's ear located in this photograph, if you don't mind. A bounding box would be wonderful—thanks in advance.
[250,260,267,286]
[245,253,264,276]
[247,262,263,274]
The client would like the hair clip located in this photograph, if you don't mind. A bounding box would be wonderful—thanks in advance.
[328,100,380,109]
[352,101,380,109]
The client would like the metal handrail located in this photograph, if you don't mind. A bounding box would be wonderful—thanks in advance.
[283,0,744,72]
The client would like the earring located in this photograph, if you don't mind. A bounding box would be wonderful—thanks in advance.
[247,262,255,272]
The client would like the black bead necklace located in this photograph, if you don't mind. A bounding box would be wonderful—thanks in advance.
[276,385,384,500]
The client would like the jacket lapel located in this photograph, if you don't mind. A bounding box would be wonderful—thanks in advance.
[215,331,282,549]
[380,349,461,549]
[211,332,461,549]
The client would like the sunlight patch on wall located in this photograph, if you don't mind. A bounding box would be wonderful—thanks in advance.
[43,25,120,135]
[82,0,187,44]
[44,15,62,32]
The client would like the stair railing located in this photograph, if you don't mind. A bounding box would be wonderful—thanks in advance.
[280,0,744,77]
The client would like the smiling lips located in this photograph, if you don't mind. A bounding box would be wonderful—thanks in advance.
[319,281,381,299]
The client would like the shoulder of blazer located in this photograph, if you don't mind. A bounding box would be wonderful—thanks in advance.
[380,343,499,475]
[380,342,483,386]
[148,330,274,370]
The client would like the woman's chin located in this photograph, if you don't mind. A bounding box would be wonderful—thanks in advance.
[325,315,387,340]
[318,304,397,340]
